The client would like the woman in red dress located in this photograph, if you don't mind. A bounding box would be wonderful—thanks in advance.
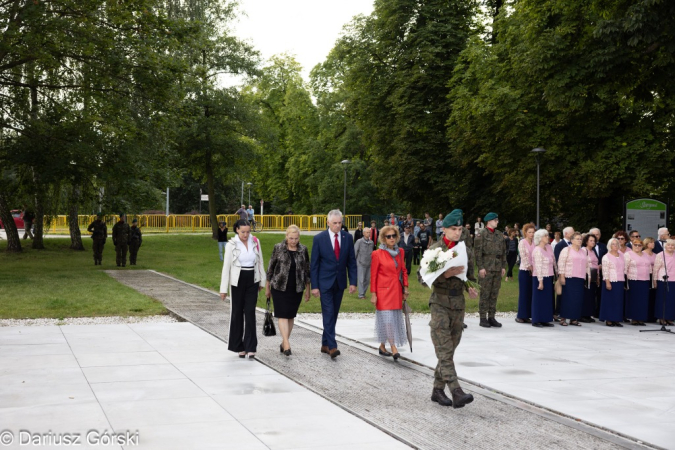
[370,225,409,360]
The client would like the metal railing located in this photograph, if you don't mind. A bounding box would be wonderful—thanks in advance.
[42,214,363,234]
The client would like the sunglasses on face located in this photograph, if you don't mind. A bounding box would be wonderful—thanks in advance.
[617,237,625,240]
[631,235,641,238]
[385,234,397,239]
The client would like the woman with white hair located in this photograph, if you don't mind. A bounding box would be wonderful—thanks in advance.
[557,232,589,326]
[266,225,311,356]
[599,238,626,327]
[531,229,556,327]
[652,239,675,325]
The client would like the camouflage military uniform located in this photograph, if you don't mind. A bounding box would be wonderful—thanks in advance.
[426,235,475,391]
[112,220,131,267]
[128,225,142,265]
[474,228,506,319]
[87,219,107,265]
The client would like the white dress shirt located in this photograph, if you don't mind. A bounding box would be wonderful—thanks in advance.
[330,230,342,251]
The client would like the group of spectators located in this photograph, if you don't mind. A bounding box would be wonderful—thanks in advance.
[516,225,675,328]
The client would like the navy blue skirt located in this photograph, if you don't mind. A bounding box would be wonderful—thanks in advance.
[583,282,597,317]
[655,281,675,320]
[560,277,584,320]
[600,281,625,322]
[627,280,650,321]
[532,276,554,323]
[517,270,532,319]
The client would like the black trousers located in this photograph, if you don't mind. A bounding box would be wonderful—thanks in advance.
[404,250,413,278]
[506,251,518,277]
[228,269,259,353]
[129,241,140,264]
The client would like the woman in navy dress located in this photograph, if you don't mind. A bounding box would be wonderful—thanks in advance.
[652,239,675,325]
[581,234,599,322]
[624,239,651,326]
[558,232,588,326]
[531,229,556,328]
[600,238,626,327]
[516,224,535,323]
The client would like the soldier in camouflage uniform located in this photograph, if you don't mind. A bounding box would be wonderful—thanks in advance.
[87,213,107,265]
[112,214,131,267]
[128,218,143,265]
[474,212,506,328]
[424,209,477,408]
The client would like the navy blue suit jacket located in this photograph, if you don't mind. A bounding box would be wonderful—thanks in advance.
[310,230,358,291]
[594,242,608,261]
[554,239,570,263]
[654,240,664,254]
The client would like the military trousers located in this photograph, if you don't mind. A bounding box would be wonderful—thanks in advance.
[129,241,140,264]
[92,240,105,262]
[429,302,464,390]
[115,243,128,266]
[479,270,502,318]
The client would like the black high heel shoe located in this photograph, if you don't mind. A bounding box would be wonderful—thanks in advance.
[379,347,392,357]
[392,353,401,361]
[283,348,292,356]
[280,344,284,353]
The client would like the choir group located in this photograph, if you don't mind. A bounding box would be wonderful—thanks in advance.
[515,225,675,328]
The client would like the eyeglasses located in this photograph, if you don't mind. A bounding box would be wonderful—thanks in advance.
[617,237,625,240]
[385,234,397,239]
[633,244,643,247]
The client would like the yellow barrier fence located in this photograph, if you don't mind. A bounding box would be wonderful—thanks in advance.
[43,214,363,234]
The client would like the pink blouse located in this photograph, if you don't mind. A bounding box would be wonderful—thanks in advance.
[558,246,588,279]
[625,251,651,281]
[518,239,535,271]
[532,245,556,282]
[587,249,599,270]
[602,253,626,282]
[652,252,675,287]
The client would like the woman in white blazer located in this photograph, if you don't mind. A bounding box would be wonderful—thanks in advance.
[220,220,266,358]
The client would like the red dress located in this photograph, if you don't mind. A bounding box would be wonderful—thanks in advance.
[370,249,408,310]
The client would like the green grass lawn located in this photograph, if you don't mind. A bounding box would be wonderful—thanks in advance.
[1,233,519,319]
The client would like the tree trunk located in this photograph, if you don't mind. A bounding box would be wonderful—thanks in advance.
[31,171,45,250]
[68,185,84,250]
[0,190,22,252]
[206,153,218,240]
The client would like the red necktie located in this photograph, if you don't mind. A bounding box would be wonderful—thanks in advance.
[334,233,340,260]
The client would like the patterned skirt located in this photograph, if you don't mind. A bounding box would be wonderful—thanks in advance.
[375,309,408,347]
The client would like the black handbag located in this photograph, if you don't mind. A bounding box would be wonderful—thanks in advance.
[263,297,276,337]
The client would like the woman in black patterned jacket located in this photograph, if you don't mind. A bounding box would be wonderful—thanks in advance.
[265,225,311,356]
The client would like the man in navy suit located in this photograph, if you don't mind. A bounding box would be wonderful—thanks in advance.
[553,226,574,318]
[654,228,670,254]
[311,210,358,359]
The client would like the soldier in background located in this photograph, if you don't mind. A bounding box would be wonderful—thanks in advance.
[87,213,108,265]
[112,213,131,267]
[474,212,506,328]
[426,209,477,408]
[128,218,143,265]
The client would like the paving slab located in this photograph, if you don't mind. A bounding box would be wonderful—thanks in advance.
[105,270,657,450]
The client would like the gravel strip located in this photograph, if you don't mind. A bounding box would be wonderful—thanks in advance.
[297,311,518,321]
[0,315,178,327]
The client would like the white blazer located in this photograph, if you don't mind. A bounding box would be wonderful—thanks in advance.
[220,236,266,295]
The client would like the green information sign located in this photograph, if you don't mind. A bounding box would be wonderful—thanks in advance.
[625,198,668,236]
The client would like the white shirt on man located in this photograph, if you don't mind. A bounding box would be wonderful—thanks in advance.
[330,230,342,251]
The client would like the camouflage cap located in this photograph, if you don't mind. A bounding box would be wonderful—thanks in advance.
[484,212,498,222]
[443,209,463,227]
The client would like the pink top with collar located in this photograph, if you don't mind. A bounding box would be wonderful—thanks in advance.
[625,250,651,281]
[602,253,625,282]
[587,248,599,270]
[518,239,535,271]
[652,252,675,286]
[532,245,556,281]
[558,246,588,279]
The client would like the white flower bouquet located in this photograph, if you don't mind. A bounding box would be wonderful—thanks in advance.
[420,241,472,288]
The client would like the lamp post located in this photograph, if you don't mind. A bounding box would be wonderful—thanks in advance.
[531,147,546,229]
[240,181,244,206]
[341,160,350,215]
[247,182,252,206]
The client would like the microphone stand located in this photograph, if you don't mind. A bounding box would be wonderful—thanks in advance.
[641,251,674,334]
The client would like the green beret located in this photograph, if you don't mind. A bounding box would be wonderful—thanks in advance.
[132,218,138,223]
[443,209,463,228]
[96,212,103,217]
[484,212,498,222]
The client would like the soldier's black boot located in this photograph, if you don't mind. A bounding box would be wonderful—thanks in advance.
[479,318,491,328]
[431,388,453,407]
[488,317,502,328]
[451,387,474,408]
